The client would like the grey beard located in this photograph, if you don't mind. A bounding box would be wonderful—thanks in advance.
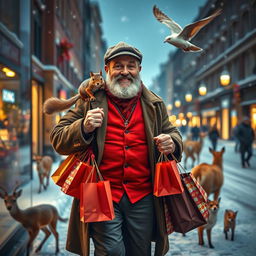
[106,73,142,99]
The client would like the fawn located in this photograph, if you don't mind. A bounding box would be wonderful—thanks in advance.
[224,209,238,241]
[183,134,204,168]
[198,198,221,248]
[0,184,67,255]
[191,147,225,200]
[33,155,53,193]
[43,71,105,114]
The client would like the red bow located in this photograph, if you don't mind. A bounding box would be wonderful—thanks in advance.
[58,38,73,63]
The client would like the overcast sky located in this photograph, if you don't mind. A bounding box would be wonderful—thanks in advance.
[96,0,207,87]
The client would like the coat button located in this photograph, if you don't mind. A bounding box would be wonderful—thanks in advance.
[125,146,130,150]
[124,163,129,168]
[124,130,129,134]
[123,180,128,184]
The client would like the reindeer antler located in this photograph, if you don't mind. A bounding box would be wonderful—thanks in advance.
[13,181,21,194]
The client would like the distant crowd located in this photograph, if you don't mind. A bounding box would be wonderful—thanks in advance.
[179,116,255,168]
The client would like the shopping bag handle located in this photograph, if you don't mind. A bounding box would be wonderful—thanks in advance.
[157,152,187,174]
[157,152,165,163]
[92,157,104,181]
[170,153,187,174]
[78,148,93,163]
[84,155,104,183]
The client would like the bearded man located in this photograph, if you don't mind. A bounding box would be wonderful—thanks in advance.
[50,42,183,256]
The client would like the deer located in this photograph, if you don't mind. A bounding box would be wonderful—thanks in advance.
[191,147,225,200]
[0,183,68,255]
[183,133,204,168]
[33,155,53,193]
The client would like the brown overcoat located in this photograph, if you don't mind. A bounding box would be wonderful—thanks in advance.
[50,85,183,256]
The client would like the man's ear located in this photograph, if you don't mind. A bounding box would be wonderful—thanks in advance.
[104,65,109,73]
[139,65,142,72]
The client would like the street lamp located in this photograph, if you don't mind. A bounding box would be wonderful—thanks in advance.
[198,83,207,96]
[178,112,184,119]
[186,112,193,118]
[220,69,230,86]
[174,100,181,108]
[167,104,173,111]
[185,93,193,102]
[2,67,16,77]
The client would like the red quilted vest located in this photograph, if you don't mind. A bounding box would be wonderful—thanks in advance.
[99,98,152,203]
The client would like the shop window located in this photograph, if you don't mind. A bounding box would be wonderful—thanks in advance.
[239,54,245,80]
[251,104,256,133]
[0,64,31,189]
[251,3,256,29]
[240,11,249,38]
[0,0,19,35]
[222,109,229,140]
[32,80,43,156]
[32,6,42,60]
[231,110,238,130]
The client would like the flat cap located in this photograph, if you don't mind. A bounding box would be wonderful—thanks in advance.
[104,41,143,64]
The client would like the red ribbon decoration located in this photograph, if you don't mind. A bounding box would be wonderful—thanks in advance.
[58,38,74,64]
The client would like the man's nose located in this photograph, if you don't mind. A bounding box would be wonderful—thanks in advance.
[121,66,129,75]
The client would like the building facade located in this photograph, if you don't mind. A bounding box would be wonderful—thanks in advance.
[0,0,32,191]
[158,0,256,139]
[0,0,106,251]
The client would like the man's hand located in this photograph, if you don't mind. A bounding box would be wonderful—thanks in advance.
[154,134,175,155]
[83,107,104,133]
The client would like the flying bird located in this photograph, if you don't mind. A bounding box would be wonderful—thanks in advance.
[153,5,222,52]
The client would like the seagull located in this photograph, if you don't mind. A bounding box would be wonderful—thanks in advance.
[153,5,222,52]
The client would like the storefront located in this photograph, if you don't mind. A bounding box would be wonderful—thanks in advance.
[240,81,256,133]
[0,31,32,190]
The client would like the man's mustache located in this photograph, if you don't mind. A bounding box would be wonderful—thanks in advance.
[114,74,134,82]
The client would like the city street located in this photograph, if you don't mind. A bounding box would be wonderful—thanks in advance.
[1,1,255,256]
[29,138,256,256]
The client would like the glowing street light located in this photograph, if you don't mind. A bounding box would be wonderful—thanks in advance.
[167,104,173,111]
[174,100,181,108]
[2,67,16,77]
[185,93,193,102]
[178,112,184,119]
[198,83,207,96]
[220,69,230,86]
[186,112,193,118]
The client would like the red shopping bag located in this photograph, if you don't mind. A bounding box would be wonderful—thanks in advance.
[51,149,92,187]
[51,154,77,186]
[80,158,115,223]
[61,159,93,199]
[56,157,81,187]
[154,153,184,197]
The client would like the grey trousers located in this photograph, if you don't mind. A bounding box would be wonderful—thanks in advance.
[90,193,154,256]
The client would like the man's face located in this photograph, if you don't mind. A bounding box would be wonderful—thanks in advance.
[104,55,142,99]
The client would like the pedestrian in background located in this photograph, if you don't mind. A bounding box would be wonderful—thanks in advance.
[236,116,255,168]
[208,124,219,151]
[179,124,188,136]
[50,42,183,256]
[232,124,240,153]
[200,124,208,137]
[190,125,200,141]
